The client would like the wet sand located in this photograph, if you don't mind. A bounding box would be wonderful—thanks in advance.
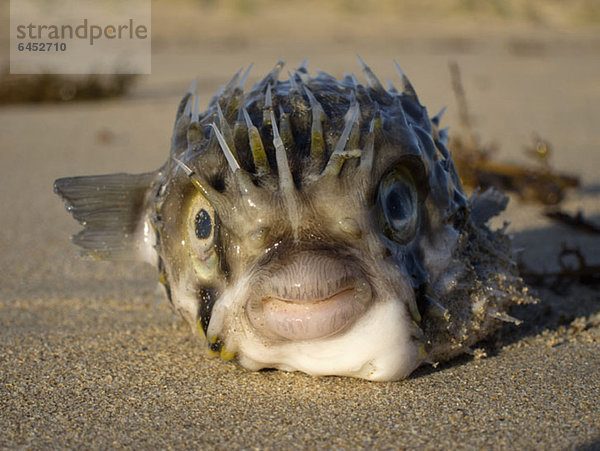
[1,5,599,448]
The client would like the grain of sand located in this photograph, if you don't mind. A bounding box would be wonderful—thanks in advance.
[1,2,599,448]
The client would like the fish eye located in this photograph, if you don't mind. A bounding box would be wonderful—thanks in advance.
[185,194,219,281]
[195,209,212,239]
[186,194,216,252]
[378,168,419,244]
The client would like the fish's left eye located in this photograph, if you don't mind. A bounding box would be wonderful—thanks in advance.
[195,209,212,239]
[377,168,419,244]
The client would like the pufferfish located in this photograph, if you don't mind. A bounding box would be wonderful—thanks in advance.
[54,59,531,381]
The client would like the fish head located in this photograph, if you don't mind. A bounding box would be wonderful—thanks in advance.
[55,61,528,381]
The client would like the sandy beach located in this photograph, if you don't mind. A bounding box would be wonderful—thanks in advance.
[1,1,599,448]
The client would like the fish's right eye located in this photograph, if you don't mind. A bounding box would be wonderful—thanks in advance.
[186,194,216,252]
[185,195,219,282]
[195,209,212,240]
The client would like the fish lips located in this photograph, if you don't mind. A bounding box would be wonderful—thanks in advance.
[245,253,373,341]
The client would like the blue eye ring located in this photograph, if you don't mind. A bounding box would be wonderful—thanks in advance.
[194,208,212,240]
[378,168,419,244]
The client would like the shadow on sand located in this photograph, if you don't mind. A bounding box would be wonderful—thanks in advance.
[411,221,600,380]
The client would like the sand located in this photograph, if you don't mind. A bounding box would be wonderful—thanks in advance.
[1,3,599,448]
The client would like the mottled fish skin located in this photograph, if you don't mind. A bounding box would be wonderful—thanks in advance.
[54,60,532,381]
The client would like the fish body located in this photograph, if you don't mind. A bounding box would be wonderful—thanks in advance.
[55,61,530,381]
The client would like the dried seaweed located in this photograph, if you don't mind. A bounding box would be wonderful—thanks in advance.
[544,209,600,235]
[519,245,600,290]
[0,70,137,104]
[447,63,599,290]
[448,62,579,205]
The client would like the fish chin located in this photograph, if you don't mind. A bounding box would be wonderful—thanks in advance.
[240,293,423,381]
[207,254,424,381]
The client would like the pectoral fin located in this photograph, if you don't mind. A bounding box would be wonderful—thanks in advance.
[54,172,159,264]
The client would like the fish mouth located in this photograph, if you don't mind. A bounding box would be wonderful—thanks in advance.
[246,253,373,341]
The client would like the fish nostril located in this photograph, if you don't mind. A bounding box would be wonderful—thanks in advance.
[338,217,362,239]
[249,227,268,248]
